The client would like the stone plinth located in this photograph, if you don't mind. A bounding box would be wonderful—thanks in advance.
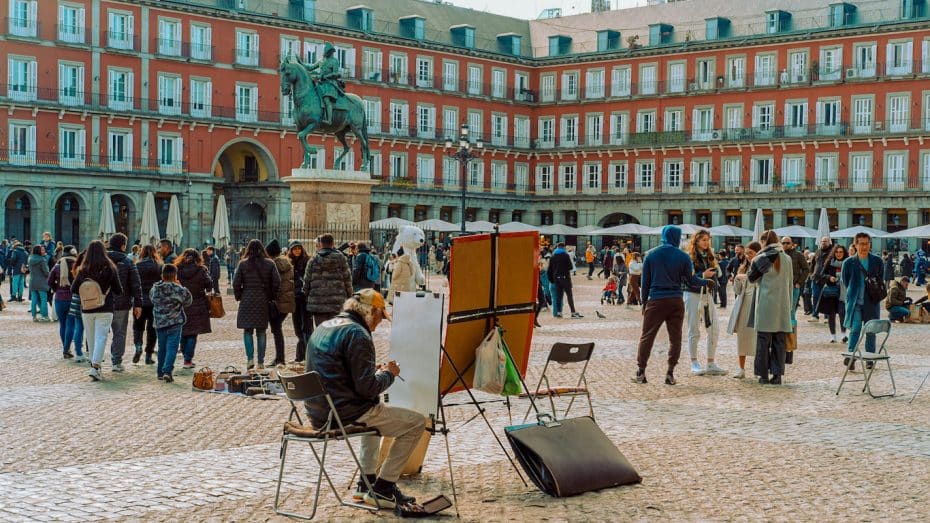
[285,169,378,232]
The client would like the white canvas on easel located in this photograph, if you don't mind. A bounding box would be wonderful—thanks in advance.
[388,291,443,419]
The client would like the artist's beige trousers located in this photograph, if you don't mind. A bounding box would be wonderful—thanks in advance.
[356,403,426,482]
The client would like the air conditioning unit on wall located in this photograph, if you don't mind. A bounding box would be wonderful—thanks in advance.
[845,68,857,79]
[710,129,723,141]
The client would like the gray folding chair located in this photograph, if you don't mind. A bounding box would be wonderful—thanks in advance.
[274,372,381,520]
[522,342,595,422]
[836,319,895,398]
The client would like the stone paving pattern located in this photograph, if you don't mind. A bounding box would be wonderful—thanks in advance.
[2,273,930,521]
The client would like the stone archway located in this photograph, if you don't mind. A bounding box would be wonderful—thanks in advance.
[598,212,641,227]
[54,192,85,246]
[110,193,136,237]
[4,190,37,242]
[211,138,279,183]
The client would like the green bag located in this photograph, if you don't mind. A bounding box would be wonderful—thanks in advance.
[500,336,524,396]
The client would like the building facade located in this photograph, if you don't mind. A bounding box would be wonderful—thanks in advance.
[2,0,930,250]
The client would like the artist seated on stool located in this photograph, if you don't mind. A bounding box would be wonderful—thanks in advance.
[304,288,426,509]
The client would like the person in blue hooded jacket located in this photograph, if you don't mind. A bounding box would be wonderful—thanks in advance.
[633,225,716,385]
[914,250,928,286]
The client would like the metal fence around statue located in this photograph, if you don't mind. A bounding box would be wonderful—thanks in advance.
[228,221,380,253]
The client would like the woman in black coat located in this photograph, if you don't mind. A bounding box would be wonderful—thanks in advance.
[133,245,163,364]
[175,248,213,368]
[287,240,310,363]
[233,239,280,370]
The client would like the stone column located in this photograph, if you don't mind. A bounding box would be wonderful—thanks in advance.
[285,169,377,242]
[871,207,886,231]
[475,208,490,222]
[837,208,850,230]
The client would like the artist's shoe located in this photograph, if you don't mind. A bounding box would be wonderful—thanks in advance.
[364,484,415,510]
[353,475,377,501]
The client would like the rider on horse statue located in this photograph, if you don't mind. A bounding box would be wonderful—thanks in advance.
[303,42,344,125]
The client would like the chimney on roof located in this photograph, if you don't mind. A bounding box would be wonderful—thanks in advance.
[591,0,610,12]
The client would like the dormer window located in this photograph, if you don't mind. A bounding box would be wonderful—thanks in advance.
[399,15,425,40]
[347,5,373,32]
[765,10,791,34]
[648,23,673,45]
[705,17,730,40]
[548,35,571,56]
[828,3,856,26]
[497,33,522,56]
[450,24,475,48]
[596,30,620,51]
[901,0,926,19]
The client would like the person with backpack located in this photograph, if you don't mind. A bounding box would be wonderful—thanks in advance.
[352,242,380,291]
[265,239,295,367]
[71,240,124,381]
[233,239,280,370]
[302,233,353,348]
[150,264,192,383]
[107,233,143,372]
[133,245,162,365]
[67,250,86,363]
[48,245,79,358]
[8,241,28,302]
[174,248,213,369]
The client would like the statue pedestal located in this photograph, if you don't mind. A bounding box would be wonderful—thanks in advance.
[285,168,378,236]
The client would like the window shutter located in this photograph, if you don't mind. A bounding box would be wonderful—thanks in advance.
[28,124,36,157]
[250,86,257,116]
[77,129,86,161]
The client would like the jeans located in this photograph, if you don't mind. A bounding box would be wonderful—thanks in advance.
[847,305,877,354]
[156,324,183,377]
[11,274,24,299]
[790,287,800,328]
[549,281,562,316]
[269,308,288,363]
[243,328,267,364]
[55,300,76,354]
[71,312,85,356]
[83,312,114,366]
[133,305,156,355]
[888,305,911,322]
[181,335,198,363]
[30,290,48,318]
[109,308,130,365]
[811,283,822,318]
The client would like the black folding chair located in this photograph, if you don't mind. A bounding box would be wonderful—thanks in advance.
[522,342,595,422]
[836,319,896,398]
[273,372,381,520]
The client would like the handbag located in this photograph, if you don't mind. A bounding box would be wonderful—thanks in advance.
[865,275,887,302]
[473,328,506,395]
[207,293,225,318]
[821,284,840,298]
[192,366,216,391]
[785,327,797,352]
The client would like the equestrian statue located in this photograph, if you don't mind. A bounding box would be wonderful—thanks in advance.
[279,42,372,171]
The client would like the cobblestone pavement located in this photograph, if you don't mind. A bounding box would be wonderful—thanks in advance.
[2,273,930,522]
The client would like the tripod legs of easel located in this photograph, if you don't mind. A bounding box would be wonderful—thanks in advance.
[909,370,930,403]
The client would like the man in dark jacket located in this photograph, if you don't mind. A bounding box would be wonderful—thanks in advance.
[107,233,143,372]
[781,236,810,328]
[7,241,28,301]
[159,239,177,265]
[716,250,730,308]
[634,225,715,385]
[808,236,834,322]
[305,289,423,509]
[547,242,583,318]
[352,242,379,291]
[203,246,222,293]
[302,233,354,345]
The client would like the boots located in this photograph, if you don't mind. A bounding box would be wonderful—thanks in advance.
[132,343,143,364]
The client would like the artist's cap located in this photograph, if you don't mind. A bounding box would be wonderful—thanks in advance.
[355,288,391,321]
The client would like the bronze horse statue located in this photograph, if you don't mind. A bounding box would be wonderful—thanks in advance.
[279,57,372,171]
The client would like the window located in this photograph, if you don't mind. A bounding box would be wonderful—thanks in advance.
[887,40,913,75]
[416,156,435,188]
[885,152,906,189]
[389,153,407,179]
[190,23,212,60]
[158,134,182,173]
[442,157,458,188]
[514,116,530,148]
[724,105,742,138]
[335,45,356,78]
[491,69,506,98]
[561,72,578,100]
[491,161,507,191]
[540,74,555,102]
[7,57,37,101]
[280,36,300,62]
[158,19,181,56]
[887,94,910,132]
[820,46,842,81]
[364,98,382,133]
[236,84,258,123]
[442,107,457,139]
[692,107,713,140]
[107,10,134,49]
[636,161,654,192]
[785,101,808,136]
[696,58,715,89]
[560,163,576,192]
[664,161,683,191]
[514,163,528,195]
[468,111,482,141]
[665,109,683,132]
[417,105,436,139]
[190,78,212,118]
[352,48,377,81]
[305,148,325,170]
[537,164,553,192]
[108,130,132,171]
[922,152,930,189]
[514,72,529,100]
[752,103,774,134]
[8,121,36,164]
[923,40,930,73]
[467,65,482,95]
[754,54,776,86]
[585,69,604,98]
[636,110,656,133]
[158,74,182,115]
[814,154,837,187]
[369,152,381,177]
[586,114,602,146]
[59,125,86,168]
[335,150,354,171]
[851,153,872,190]
[8,0,37,37]
[852,97,873,134]
[691,159,711,190]
[854,43,877,77]
[782,156,804,187]
[539,117,555,147]
[815,99,840,134]
[416,57,432,88]
[58,62,83,106]
[786,51,807,84]
[107,68,133,110]
[584,163,601,192]
[390,102,409,136]
[235,30,259,66]
[726,56,745,88]
[58,3,85,44]
[560,116,578,146]
[608,163,627,193]
[491,113,507,146]
[468,160,484,188]
[639,64,657,95]
[611,66,631,96]
[668,62,685,93]
[753,157,773,188]
[441,61,458,91]
[722,158,741,189]
[610,113,628,145]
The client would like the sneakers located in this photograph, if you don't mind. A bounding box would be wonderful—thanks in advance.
[247,360,255,371]
[182,361,195,369]
[691,361,705,376]
[704,362,726,376]
[163,374,174,383]
[111,364,125,372]
[732,368,745,379]
[353,475,377,501]
[88,365,102,381]
[73,355,86,363]
[807,317,820,323]
[256,363,265,371]
[37,316,52,323]
[570,312,584,319]
[363,484,416,510]
[842,336,848,343]
[132,349,142,364]
[830,334,837,343]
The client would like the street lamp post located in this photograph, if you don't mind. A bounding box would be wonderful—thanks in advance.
[444,123,483,234]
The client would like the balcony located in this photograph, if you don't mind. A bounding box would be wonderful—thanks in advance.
[106,31,138,51]
[0,149,187,175]
[156,38,182,57]
[6,17,37,38]
[56,24,87,45]
[234,48,260,67]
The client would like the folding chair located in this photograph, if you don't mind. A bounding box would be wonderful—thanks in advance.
[522,342,595,422]
[836,319,896,398]
[274,372,381,520]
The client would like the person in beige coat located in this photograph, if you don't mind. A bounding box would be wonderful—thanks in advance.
[728,241,761,379]
[748,231,794,385]
[388,248,424,303]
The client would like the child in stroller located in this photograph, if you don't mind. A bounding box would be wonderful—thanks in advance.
[601,275,619,305]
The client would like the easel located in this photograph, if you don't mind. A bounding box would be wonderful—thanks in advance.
[429,226,540,516]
